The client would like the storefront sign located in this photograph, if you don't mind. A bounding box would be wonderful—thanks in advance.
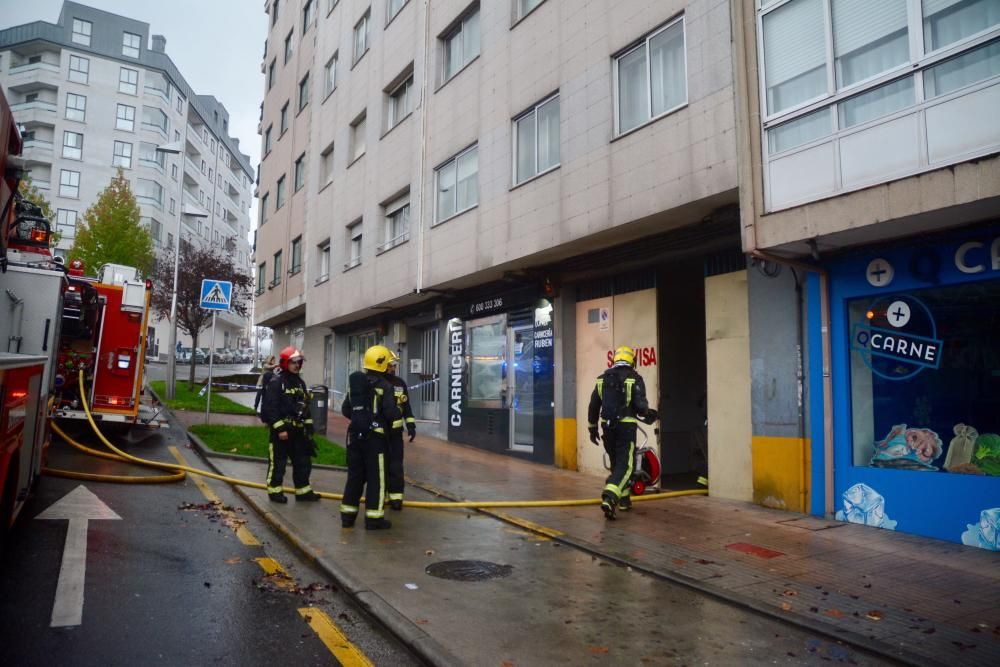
[468,297,504,316]
[448,319,463,426]
[605,346,657,368]
[852,326,941,368]
[954,237,1000,274]
[850,295,941,380]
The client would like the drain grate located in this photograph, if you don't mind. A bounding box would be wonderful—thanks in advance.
[425,560,513,582]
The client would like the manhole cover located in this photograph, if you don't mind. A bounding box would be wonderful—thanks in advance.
[425,560,513,582]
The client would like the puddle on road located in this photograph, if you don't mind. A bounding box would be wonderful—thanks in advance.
[425,560,513,582]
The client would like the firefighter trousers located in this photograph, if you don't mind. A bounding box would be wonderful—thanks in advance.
[602,423,636,501]
[266,430,313,494]
[340,435,387,519]
[386,430,405,502]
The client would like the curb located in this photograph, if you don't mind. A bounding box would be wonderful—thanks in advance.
[182,430,461,667]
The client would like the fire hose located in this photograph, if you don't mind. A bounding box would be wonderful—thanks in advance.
[45,371,708,508]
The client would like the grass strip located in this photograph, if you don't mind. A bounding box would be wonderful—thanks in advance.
[150,380,257,415]
[190,424,347,467]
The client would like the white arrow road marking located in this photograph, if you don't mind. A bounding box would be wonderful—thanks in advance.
[35,485,121,628]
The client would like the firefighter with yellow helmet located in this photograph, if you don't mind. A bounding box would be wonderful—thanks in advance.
[339,344,402,529]
[587,345,658,520]
[260,346,321,503]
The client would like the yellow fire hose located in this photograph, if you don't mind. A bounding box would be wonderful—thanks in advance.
[46,371,708,508]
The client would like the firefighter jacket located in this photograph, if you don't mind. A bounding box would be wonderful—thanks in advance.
[587,363,649,428]
[261,370,314,434]
[387,374,415,432]
[340,371,402,437]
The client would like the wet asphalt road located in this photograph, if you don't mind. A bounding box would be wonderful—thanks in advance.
[0,420,419,667]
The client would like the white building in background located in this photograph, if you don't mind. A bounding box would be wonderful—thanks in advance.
[0,1,256,356]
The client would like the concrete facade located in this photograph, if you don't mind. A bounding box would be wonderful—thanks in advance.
[0,1,256,356]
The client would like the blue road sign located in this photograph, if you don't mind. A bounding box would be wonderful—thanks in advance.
[200,279,232,311]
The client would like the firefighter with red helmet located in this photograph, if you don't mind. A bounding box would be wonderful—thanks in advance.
[386,354,416,511]
[338,344,401,529]
[587,346,658,520]
[260,346,321,503]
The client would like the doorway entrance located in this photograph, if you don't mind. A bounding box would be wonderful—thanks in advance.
[418,327,440,420]
[507,321,534,453]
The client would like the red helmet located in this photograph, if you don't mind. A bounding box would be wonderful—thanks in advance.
[278,346,305,370]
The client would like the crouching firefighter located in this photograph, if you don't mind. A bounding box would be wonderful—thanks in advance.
[587,346,658,520]
[261,346,321,503]
[339,344,402,529]
[386,354,416,511]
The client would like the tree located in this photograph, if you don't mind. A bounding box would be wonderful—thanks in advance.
[18,174,57,244]
[69,169,154,277]
[151,239,253,388]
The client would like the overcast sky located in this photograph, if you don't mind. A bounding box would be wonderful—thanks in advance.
[1,0,266,228]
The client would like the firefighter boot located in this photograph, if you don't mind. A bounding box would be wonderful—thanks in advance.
[365,517,392,530]
[341,515,356,528]
[389,499,403,511]
[269,493,288,504]
[618,495,632,512]
[295,491,321,502]
[601,492,618,520]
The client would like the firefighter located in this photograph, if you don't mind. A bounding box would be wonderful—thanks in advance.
[386,354,416,511]
[587,346,658,520]
[260,346,321,503]
[339,344,401,529]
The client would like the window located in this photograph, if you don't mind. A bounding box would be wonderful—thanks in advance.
[272,0,280,26]
[350,112,367,162]
[65,93,86,121]
[923,0,999,53]
[924,36,1000,98]
[169,198,176,214]
[293,153,306,191]
[346,220,362,269]
[62,131,83,160]
[263,124,272,153]
[272,250,283,286]
[123,31,141,57]
[136,179,163,207]
[144,217,162,245]
[142,107,168,134]
[72,19,92,46]
[145,71,169,97]
[516,0,544,20]
[115,103,135,131]
[317,240,330,283]
[324,53,338,96]
[443,6,480,82]
[171,163,178,180]
[387,0,407,22]
[119,67,139,95]
[201,160,206,173]
[59,169,80,198]
[320,142,335,184]
[466,314,506,408]
[257,263,266,295]
[177,95,184,113]
[276,175,286,208]
[280,102,289,134]
[261,193,270,224]
[68,55,89,83]
[328,0,339,14]
[290,236,302,274]
[112,140,133,168]
[268,59,277,90]
[513,93,560,184]
[381,194,409,251]
[386,74,413,131]
[298,73,310,111]
[303,0,315,32]
[435,144,478,223]
[354,10,370,63]
[614,17,686,135]
[56,209,78,239]
[284,30,294,64]
[139,142,166,169]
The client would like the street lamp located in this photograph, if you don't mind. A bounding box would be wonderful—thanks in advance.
[156,141,208,399]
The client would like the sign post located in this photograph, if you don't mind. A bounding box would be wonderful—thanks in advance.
[200,279,233,424]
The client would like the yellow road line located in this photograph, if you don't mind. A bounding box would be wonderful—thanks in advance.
[253,557,288,576]
[299,607,373,667]
[168,446,261,546]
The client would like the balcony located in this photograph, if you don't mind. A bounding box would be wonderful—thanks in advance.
[6,62,61,93]
[21,138,54,164]
[11,100,57,117]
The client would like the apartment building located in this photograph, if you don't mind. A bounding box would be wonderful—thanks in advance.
[0,1,256,355]
[257,0,752,493]
[732,0,1000,548]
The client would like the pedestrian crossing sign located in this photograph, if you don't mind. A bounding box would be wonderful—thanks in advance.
[200,279,232,311]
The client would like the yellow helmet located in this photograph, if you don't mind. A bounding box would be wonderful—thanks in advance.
[363,344,394,372]
[612,345,636,367]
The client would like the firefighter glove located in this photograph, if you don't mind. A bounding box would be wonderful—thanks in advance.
[407,424,416,442]
[588,426,600,445]
[640,409,659,425]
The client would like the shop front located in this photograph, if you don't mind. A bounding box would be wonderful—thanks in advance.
[445,287,555,464]
[817,221,1000,550]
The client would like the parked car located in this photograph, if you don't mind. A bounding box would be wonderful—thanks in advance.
[178,347,206,364]
[218,349,235,364]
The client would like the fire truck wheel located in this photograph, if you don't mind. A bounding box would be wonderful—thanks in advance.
[631,479,646,496]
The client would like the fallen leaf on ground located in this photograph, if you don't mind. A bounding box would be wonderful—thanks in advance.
[672,559,687,566]
[782,589,798,597]
[589,646,609,654]
[825,609,845,619]
[224,557,241,565]
[780,602,793,611]
[865,611,884,621]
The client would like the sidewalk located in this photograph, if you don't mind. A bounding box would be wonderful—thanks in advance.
[182,406,999,666]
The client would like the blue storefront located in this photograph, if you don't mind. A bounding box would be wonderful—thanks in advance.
[808,220,1000,550]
